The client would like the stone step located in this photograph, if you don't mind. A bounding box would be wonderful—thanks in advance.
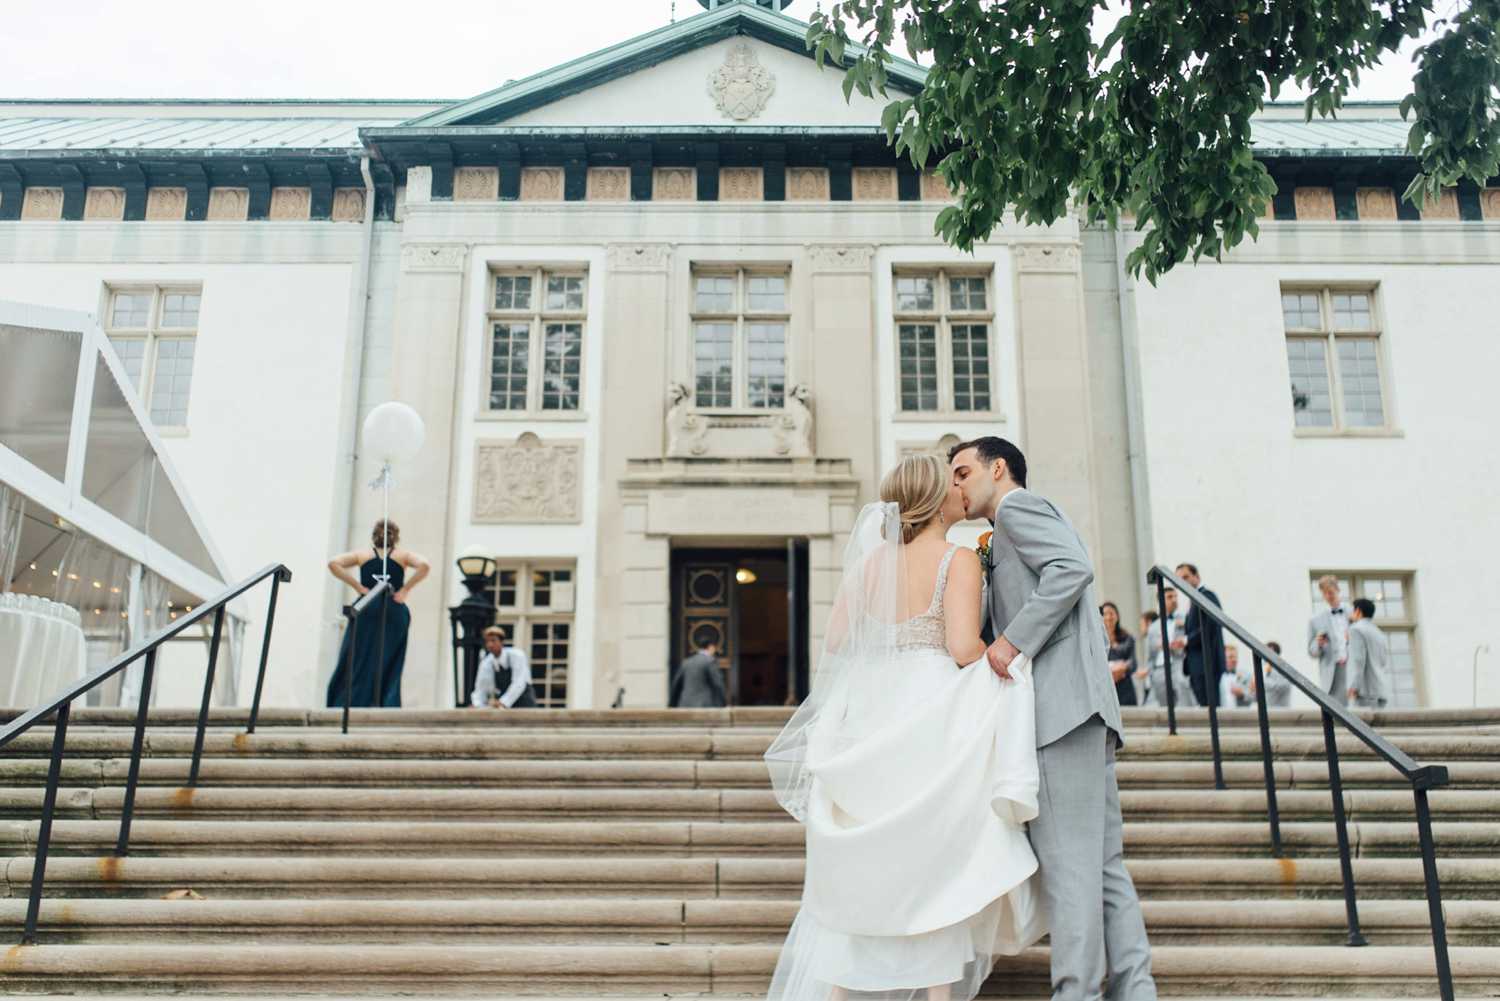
[1,818,1495,858]
[3,729,1495,763]
[6,706,1496,731]
[3,896,1498,947]
[2,757,1496,790]
[0,943,1493,995]
[9,854,1499,902]
[2,786,1494,823]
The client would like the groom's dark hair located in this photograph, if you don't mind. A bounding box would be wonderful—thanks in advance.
[948,436,1027,489]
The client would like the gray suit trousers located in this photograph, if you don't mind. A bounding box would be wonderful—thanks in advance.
[1030,717,1157,1001]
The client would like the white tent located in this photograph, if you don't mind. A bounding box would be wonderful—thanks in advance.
[0,300,242,707]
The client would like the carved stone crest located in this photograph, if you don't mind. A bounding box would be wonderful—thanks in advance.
[473,433,582,524]
[145,187,188,221]
[20,188,63,220]
[84,187,125,221]
[708,42,775,122]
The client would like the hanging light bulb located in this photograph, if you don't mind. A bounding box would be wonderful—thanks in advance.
[92,581,102,589]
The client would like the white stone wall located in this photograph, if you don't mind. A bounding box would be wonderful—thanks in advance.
[1127,221,1500,707]
[0,222,367,707]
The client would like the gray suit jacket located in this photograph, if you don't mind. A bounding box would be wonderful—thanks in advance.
[989,489,1123,749]
[670,651,728,709]
[1307,606,1350,690]
[1347,619,1393,704]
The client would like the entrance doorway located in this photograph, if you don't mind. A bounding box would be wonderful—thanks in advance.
[670,542,808,707]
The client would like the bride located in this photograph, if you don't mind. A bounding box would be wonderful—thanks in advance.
[764,454,1046,1001]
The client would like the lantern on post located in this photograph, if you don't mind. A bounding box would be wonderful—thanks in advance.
[449,545,497,708]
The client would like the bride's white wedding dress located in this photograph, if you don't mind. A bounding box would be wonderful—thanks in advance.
[765,504,1046,1000]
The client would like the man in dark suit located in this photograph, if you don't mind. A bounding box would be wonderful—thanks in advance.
[1175,563,1226,708]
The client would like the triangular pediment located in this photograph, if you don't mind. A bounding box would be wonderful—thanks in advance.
[405,3,924,131]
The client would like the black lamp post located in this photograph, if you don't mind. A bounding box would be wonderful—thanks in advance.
[448,547,497,708]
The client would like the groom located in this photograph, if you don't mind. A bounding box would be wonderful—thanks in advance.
[950,437,1156,1001]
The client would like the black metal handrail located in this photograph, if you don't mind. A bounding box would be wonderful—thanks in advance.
[0,562,291,945]
[337,578,391,734]
[1147,565,1452,1001]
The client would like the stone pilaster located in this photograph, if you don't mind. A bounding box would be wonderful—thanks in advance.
[389,241,470,706]
[1012,242,1101,558]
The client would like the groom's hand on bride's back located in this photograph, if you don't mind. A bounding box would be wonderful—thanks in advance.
[987,634,1021,679]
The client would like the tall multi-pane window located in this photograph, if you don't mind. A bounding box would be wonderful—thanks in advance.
[493,561,575,708]
[103,287,201,429]
[894,270,995,413]
[690,269,789,409]
[488,269,586,414]
[1308,572,1421,707]
[1282,287,1388,431]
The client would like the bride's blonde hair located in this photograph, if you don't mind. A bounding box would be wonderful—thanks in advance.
[879,454,949,544]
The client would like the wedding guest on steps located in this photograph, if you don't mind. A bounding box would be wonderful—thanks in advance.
[1308,574,1351,707]
[1347,600,1394,710]
[1256,641,1295,708]
[1144,587,1193,709]
[325,519,430,708]
[1101,601,1138,707]
[471,626,539,709]
[670,641,728,709]
[1177,562,1226,708]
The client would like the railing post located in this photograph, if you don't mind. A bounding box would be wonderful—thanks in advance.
[450,613,463,709]
[115,650,156,857]
[1198,596,1225,790]
[1414,787,1454,1001]
[1322,708,1367,947]
[374,591,388,710]
[247,571,284,735]
[187,606,225,788]
[1154,578,1177,736]
[22,699,70,945]
[1251,652,1283,856]
[342,610,356,735]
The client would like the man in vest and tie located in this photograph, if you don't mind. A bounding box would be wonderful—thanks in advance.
[471,626,539,709]
[1308,575,1351,706]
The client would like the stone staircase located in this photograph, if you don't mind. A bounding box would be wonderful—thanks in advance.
[0,706,1498,997]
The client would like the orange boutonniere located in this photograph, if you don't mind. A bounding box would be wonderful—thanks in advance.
[977,531,993,573]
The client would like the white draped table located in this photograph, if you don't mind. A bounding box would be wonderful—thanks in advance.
[0,594,88,707]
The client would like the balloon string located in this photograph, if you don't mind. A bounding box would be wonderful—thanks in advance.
[367,462,393,585]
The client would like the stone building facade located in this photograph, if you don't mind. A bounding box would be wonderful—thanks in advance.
[2,0,1497,710]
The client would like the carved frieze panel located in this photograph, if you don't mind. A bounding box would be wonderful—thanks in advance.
[1355,188,1397,221]
[807,244,874,273]
[268,187,311,221]
[454,167,499,201]
[665,383,813,459]
[607,243,672,272]
[1013,243,1080,273]
[473,433,583,524]
[83,187,125,220]
[331,187,366,221]
[587,167,630,201]
[401,244,468,272]
[653,168,696,201]
[719,167,763,202]
[207,187,249,221]
[787,167,830,201]
[1293,186,1335,222]
[145,187,188,221]
[1483,187,1500,221]
[852,167,898,201]
[520,168,564,201]
[920,171,954,202]
[1421,187,1460,220]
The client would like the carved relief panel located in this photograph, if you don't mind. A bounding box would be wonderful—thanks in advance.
[207,187,249,221]
[145,187,188,221]
[473,433,583,524]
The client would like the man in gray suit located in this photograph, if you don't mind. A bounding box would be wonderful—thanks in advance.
[1308,574,1351,706]
[1346,599,1393,709]
[670,642,727,709]
[951,437,1156,1001]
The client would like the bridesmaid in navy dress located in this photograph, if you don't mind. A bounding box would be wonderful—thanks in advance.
[325,519,430,708]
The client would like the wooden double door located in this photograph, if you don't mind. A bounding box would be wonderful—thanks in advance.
[669,543,808,707]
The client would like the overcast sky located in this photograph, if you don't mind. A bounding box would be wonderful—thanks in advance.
[7,0,1433,104]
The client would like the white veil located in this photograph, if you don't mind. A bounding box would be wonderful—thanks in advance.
[765,500,912,821]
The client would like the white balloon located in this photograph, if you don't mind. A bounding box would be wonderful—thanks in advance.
[362,402,426,464]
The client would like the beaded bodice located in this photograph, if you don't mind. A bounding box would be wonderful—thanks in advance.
[892,545,958,653]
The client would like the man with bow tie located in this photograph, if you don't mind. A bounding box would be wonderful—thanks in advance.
[1308,575,1351,707]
